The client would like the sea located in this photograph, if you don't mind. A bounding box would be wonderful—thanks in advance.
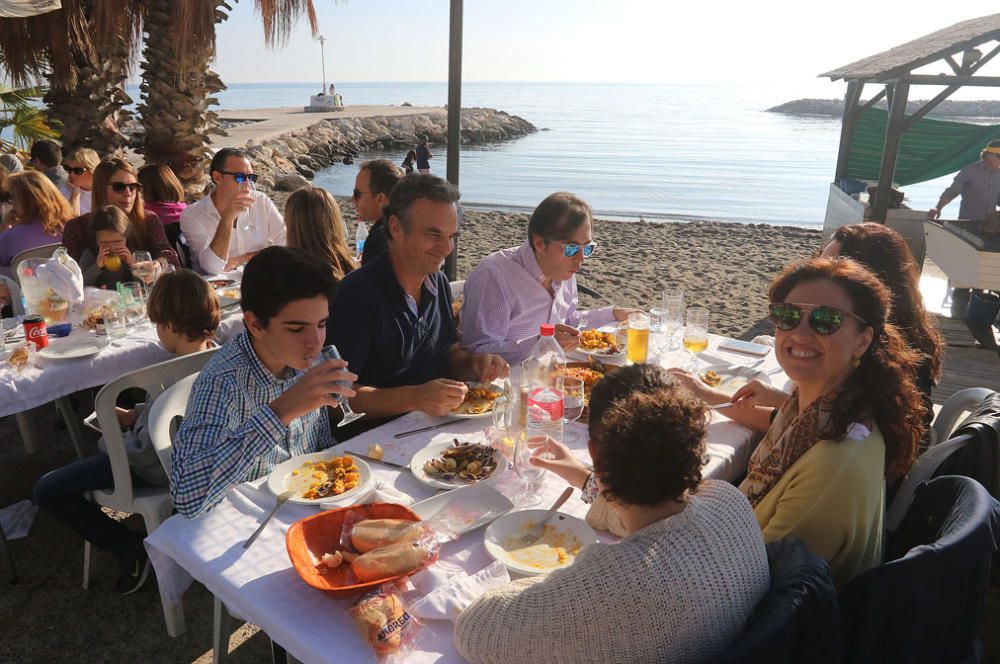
[122,82,971,227]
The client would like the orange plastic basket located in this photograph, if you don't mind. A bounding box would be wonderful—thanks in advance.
[286,502,424,598]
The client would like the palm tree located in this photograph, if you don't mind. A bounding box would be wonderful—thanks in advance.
[0,84,60,153]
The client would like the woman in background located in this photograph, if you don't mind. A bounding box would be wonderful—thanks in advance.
[62,147,99,216]
[284,186,355,302]
[138,163,189,266]
[0,171,73,277]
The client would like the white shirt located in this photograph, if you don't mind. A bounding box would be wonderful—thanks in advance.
[179,190,286,274]
[58,185,92,215]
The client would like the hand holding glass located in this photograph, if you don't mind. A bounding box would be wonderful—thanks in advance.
[319,344,366,426]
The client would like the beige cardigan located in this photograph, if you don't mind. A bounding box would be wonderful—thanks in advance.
[454,481,770,664]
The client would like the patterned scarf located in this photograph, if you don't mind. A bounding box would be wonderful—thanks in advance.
[739,389,832,507]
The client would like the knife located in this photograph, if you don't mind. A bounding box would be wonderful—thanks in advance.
[350,451,410,470]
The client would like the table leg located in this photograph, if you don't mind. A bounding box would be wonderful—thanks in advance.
[213,596,233,664]
[13,411,39,455]
[54,396,86,459]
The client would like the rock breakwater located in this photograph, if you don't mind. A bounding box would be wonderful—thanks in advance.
[768,98,1000,119]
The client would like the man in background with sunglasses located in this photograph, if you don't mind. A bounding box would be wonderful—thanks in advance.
[180,147,286,274]
[352,159,403,266]
[460,192,634,363]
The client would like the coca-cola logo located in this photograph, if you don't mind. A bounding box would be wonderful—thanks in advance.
[26,327,46,340]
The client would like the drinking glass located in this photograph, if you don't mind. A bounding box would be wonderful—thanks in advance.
[104,296,128,340]
[512,430,545,507]
[626,312,650,364]
[683,306,709,370]
[319,344,365,426]
[239,180,257,233]
[131,251,156,285]
[558,375,586,444]
[662,289,685,351]
[117,281,146,328]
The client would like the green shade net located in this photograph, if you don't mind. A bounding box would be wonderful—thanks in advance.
[846,108,1000,186]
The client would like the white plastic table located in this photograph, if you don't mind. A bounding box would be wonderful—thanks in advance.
[145,334,785,664]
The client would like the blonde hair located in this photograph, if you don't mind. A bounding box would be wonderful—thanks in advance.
[9,170,74,236]
[284,187,355,281]
[64,147,100,171]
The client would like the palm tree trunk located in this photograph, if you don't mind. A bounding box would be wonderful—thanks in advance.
[137,0,232,195]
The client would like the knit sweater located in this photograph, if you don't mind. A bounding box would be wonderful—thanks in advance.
[752,425,886,589]
[454,481,770,664]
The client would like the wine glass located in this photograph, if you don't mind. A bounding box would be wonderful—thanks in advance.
[131,251,155,285]
[683,306,709,370]
[558,375,586,444]
[512,430,545,507]
[319,344,365,426]
[239,179,257,233]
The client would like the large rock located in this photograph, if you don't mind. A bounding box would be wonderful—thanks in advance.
[274,173,310,192]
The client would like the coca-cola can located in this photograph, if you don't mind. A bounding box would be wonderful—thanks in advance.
[23,315,49,350]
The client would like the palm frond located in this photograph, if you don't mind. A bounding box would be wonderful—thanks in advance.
[0,106,60,150]
[255,0,319,47]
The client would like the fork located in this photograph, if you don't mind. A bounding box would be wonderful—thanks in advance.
[520,486,574,544]
[243,490,294,549]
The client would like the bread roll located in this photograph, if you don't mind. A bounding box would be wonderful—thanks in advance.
[349,591,406,654]
[351,540,429,581]
[351,518,417,553]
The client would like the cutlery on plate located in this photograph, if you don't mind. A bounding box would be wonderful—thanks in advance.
[243,490,294,549]
[520,486,574,544]
[707,401,734,410]
[394,419,463,439]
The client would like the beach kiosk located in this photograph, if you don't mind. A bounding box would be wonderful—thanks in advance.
[822,12,1000,296]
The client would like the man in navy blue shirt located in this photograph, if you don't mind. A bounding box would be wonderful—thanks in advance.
[329,175,508,419]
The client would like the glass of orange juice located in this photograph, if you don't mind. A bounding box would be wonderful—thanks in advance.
[626,312,650,364]
[683,306,709,369]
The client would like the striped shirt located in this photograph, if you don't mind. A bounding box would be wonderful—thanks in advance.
[170,331,335,517]
[459,241,616,363]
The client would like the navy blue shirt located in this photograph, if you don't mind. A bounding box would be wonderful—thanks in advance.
[416,144,431,170]
[328,251,457,388]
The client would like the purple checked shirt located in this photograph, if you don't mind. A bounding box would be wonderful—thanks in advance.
[459,241,616,363]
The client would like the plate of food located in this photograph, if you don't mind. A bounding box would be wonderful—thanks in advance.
[409,439,502,490]
[267,451,373,505]
[451,382,503,418]
[553,362,615,421]
[207,277,237,289]
[215,285,241,309]
[484,509,599,576]
[410,482,514,536]
[37,335,108,360]
[576,329,624,358]
[698,364,771,397]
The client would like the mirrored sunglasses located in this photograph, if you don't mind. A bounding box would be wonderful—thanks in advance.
[109,182,142,194]
[768,302,867,336]
[220,171,258,184]
[563,242,596,258]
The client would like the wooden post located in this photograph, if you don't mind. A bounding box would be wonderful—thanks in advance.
[872,80,910,222]
[834,81,864,184]
[444,0,463,282]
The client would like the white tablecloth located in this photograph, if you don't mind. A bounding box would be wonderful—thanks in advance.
[145,334,786,664]
[0,314,244,418]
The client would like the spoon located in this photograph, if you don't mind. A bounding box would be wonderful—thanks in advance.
[243,490,294,549]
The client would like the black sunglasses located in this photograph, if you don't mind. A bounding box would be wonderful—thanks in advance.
[769,302,868,336]
[352,188,371,199]
[109,182,142,193]
[220,171,258,184]
[64,166,88,175]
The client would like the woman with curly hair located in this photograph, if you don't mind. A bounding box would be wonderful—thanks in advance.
[0,170,74,276]
[61,158,180,282]
[822,223,944,432]
[736,257,924,587]
[454,364,770,664]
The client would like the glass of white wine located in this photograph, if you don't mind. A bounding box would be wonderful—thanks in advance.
[131,251,156,286]
[683,306,709,370]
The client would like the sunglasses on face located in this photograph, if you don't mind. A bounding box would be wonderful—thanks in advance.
[562,241,597,258]
[220,171,258,184]
[64,166,88,175]
[769,302,868,336]
[109,182,142,194]
[352,188,370,199]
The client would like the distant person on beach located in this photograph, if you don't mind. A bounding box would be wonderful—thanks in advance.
[29,140,68,192]
[416,136,433,174]
[352,159,403,265]
[460,192,636,363]
[179,147,286,274]
[401,149,416,175]
[328,175,507,431]
[329,83,336,95]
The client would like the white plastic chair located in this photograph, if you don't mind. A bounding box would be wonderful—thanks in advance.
[10,242,61,285]
[931,387,996,446]
[147,373,200,478]
[85,347,218,638]
[886,432,975,531]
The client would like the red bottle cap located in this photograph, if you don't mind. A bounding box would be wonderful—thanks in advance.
[539,324,555,336]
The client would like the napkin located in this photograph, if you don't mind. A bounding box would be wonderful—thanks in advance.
[408,561,510,621]
[322,481,415,509]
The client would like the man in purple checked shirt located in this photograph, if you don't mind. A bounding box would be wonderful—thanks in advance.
[459,192,635,364]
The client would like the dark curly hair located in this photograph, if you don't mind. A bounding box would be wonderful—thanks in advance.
[830,223,943,382]
[587,364,709,506]
[770,257,925,481]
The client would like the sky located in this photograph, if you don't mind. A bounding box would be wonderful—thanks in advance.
[213,1,1000,98]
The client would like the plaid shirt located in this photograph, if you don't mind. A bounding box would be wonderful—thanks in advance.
[170,331,335,517]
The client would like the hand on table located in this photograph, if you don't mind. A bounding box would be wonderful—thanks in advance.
[468,353,509,383]
[224,251,258,272]
[731,379,790,409]
[553,323,581,351]
[414,378,469,417]
[527,435,591,489]
[269,359,357,425]
[612,306,642,322]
